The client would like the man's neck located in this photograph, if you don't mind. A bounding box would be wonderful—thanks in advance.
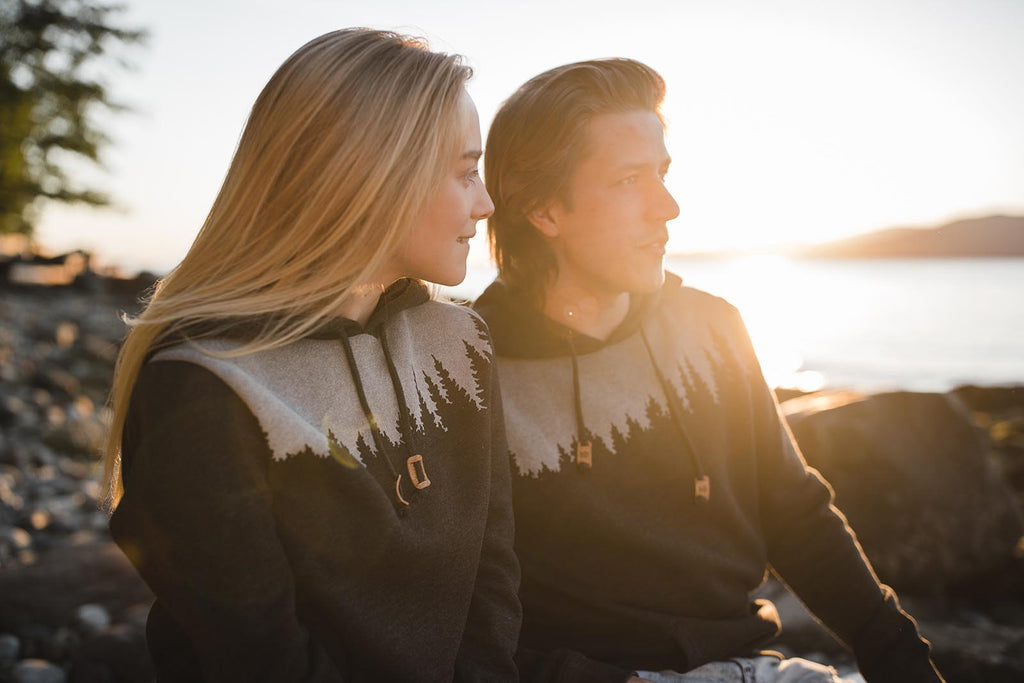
[541,282,630,341]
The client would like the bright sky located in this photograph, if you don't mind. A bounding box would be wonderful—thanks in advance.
[33,0,1024,273]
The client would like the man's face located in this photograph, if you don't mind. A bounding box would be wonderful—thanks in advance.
[538,109,679,299]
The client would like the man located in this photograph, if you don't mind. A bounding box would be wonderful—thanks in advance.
[474,59,943,683]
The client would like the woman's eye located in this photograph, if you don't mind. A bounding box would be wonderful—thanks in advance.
[463,168,480,185]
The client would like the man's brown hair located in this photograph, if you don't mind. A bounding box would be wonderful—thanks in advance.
[484,58,666,305]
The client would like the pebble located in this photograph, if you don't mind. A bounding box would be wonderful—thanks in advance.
[0,286,151,680]
[0,632,20,668]
[74,605,111,637]
[11,659,66,683]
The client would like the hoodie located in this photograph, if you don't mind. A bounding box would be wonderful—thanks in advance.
[110,279,521,682]
[474,273,941,683]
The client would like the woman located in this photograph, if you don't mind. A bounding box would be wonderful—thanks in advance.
[103,29,519,682]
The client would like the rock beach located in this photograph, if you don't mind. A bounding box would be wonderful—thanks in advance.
[1,283,153,683]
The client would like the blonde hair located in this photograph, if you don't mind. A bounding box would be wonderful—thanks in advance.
[103,28,472,507]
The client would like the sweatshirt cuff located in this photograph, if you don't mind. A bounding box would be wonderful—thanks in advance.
[852,587,944,683]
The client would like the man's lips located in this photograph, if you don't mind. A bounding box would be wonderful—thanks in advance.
[639,237,668,252]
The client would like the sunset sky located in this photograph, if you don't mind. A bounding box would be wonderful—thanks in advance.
[32,0,1024,273]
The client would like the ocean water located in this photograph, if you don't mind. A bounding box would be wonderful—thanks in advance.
[442,257,1024,392]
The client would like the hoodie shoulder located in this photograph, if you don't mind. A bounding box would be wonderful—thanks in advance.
[660,271,743,328]
[410,298,494,348]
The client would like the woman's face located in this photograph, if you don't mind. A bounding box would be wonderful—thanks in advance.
[392,91,494,287]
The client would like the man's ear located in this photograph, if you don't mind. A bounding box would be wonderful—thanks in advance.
[526,202,560,239]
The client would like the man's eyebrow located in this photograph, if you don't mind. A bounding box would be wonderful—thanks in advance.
[612,157,673,172]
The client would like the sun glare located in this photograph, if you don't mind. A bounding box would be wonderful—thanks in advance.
[674,254,835,392]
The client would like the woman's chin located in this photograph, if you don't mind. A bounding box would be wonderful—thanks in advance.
[424,267,467,288]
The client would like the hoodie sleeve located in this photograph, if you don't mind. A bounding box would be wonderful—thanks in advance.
[727,308,943,683]
[109,361,346,682]
[454,342,523,681]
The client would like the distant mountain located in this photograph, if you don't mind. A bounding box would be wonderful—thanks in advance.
[793,215,1024,259]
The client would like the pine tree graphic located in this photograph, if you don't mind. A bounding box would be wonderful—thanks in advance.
[463,340,490,409]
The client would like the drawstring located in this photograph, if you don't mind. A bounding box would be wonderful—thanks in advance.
[567,333,593,470]
[564,325,710,503]
[639,327,711,504]
[379,325,431,499]
[338,328,424,516]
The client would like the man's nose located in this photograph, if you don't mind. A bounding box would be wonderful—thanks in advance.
[651,180,680,222]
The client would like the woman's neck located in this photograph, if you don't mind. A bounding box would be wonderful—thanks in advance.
[331,282,387,326]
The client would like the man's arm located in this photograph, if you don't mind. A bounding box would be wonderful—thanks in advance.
[730,308,943,682]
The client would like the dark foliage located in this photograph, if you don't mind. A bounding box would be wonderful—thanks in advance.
[0,0,144,234]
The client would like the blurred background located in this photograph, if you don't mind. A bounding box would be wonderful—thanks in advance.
[2,2,1023,681]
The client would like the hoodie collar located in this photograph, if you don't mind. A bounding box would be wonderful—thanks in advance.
[307,277,430,338]
[474,272,683,358]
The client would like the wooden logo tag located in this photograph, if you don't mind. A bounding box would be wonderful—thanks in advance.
[407,454,431,490]
[576,441,593,468]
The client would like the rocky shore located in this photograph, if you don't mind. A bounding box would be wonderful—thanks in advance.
[1,283,1022,682]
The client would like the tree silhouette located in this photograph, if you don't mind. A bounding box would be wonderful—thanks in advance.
[0,0,144,235]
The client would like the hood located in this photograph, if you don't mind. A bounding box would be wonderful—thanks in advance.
[474,272,683,358]
[166,278,431,345]
[307,277,430,338]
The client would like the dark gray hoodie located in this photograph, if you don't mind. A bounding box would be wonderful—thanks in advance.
[111,279,521,682]
[475,272,940,683]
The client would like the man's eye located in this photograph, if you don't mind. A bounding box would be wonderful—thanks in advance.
[618,174,639,186]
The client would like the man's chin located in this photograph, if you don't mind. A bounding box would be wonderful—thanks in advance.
[627,268,666,295]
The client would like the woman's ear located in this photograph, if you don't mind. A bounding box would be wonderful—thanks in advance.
[527,202,560,239]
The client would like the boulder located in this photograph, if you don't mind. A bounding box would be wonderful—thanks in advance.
[782,390,1024,595]
[951,385,1024,415]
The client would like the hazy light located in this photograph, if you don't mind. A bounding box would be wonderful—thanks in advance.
[25,0,1024,275]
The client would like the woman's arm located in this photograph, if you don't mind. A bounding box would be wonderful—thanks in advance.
[110,361,345,682]
[453,364,523,682]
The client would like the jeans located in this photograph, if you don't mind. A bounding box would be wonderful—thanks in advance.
[636,656,866,683]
